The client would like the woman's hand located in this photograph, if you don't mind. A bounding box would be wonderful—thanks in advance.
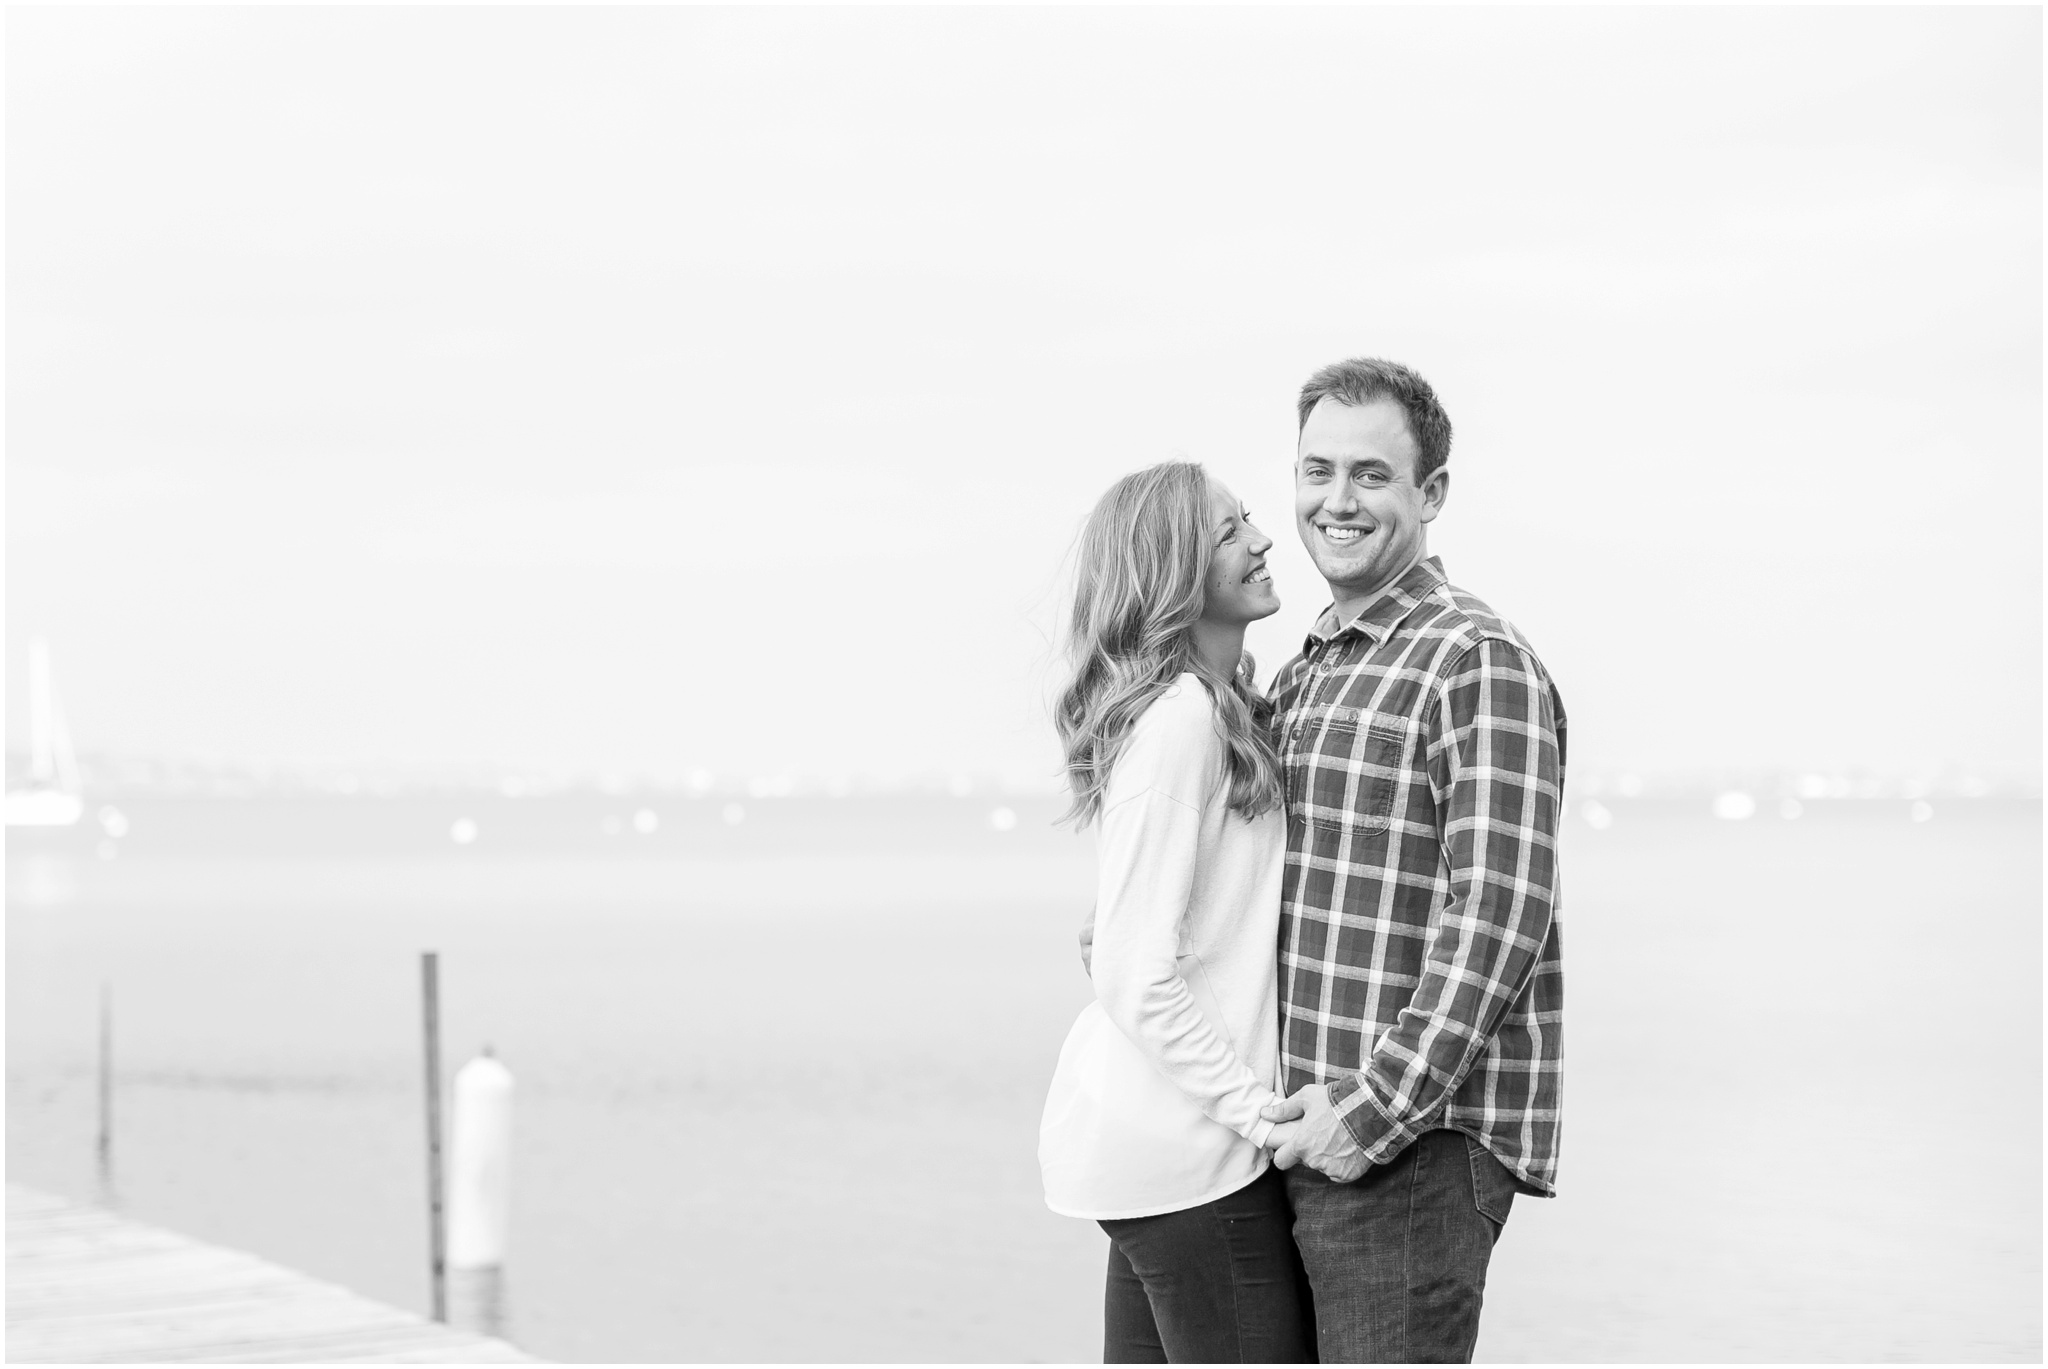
[1261,1088,1369,1181]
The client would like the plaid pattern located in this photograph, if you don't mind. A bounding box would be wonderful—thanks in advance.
[1270,556,1565,1195]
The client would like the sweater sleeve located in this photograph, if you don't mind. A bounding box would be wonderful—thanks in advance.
[1091,686,1282,1146]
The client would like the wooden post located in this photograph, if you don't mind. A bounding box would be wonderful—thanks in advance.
[421,952,447,1323]
[96,982,112,1201]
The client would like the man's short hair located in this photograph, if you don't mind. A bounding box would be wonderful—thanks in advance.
[1296,357,1453,483]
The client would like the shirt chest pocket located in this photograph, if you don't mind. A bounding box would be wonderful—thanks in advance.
[1288,706,1413,836]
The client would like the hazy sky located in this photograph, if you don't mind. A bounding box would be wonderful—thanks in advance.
[9,6,2040,787]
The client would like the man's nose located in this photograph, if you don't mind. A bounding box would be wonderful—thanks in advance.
[1323,485,1360,516]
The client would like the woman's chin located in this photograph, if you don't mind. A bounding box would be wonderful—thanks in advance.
[1241,591,1282,622]
[1210,584,1281,625]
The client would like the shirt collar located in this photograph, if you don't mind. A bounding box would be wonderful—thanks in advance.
[1305,555,1448,654]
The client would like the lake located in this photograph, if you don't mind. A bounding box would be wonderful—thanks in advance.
[7,793,2040,1361]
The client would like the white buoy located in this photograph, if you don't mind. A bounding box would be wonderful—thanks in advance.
[1712,791,1757,821]
[446,1047,514,1271]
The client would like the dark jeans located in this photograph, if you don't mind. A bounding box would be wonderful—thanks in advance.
[1099,1165,1315,1363]
[1284,1128,1520,1364]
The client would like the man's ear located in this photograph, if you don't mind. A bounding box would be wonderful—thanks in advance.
[1419,469,1450,524]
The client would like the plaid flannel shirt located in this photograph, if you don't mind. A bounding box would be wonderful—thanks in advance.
[1270,555,1565,1195]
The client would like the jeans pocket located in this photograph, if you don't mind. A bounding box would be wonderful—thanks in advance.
[1464,1135,1517,1230]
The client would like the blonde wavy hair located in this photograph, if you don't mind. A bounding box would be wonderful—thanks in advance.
[1055,461,1282,829]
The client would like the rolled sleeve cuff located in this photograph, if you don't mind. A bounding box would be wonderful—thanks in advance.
[1327,1074,1432,1165]
[1248,1116,1276,1149]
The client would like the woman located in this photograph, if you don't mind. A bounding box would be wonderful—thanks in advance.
[1038,461,1312,1363]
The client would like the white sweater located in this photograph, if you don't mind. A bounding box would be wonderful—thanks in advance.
[1039,674,1287,1219]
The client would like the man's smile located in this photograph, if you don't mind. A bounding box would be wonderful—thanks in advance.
[1318,523,1373,545]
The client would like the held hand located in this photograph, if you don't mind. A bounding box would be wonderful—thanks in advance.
[1263,1120,1302,1159]
[1265,1085,1369,1182]
[1260,1096,1306,1126]
[1258,1095,1304,1158]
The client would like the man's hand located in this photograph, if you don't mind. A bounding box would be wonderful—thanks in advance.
[1260,1085,1369,1182]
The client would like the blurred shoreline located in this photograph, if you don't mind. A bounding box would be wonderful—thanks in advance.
[9,747,2039,802]
[7,787,2036,869]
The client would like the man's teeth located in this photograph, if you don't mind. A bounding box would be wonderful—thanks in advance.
[1242,567,1270,583]
[1323,526,1366,543]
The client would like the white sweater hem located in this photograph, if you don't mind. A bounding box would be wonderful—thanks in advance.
[1043,1153,1273,1222]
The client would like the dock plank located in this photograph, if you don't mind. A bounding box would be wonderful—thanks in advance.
[6,1186,537,1363]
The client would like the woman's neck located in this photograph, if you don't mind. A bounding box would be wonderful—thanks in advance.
[1189,618,1247,681]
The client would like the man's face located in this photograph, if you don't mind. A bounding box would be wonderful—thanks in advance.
[1294,396,1448,607]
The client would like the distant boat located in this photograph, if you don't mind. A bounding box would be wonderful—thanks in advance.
[6,639,85,827]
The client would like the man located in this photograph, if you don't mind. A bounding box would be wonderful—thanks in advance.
[1259,357,1565,1363]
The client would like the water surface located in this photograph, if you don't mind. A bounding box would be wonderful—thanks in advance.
[8,796,2039,1361]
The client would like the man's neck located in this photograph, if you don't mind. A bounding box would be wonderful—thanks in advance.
[1327,549,1428,632]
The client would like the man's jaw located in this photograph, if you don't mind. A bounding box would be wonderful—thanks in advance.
[1323,541,1428,622]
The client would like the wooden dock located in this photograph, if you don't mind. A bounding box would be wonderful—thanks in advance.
[6,1185,537,1363]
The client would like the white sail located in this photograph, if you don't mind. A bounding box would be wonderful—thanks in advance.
[8,638,84,827]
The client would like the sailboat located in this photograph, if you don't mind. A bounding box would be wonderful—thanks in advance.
[7,639,85,827]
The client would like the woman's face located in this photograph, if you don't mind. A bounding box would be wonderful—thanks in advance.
[1200,479,1281,626]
